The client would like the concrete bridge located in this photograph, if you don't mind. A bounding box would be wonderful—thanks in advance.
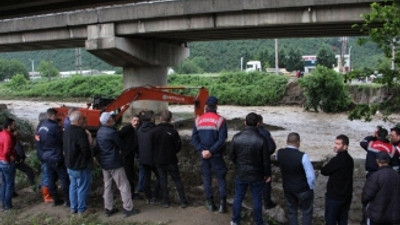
[0,0,376,113]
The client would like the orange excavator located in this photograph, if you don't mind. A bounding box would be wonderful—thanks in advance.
[55,86,209,131]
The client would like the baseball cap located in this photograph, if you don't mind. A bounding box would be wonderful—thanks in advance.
[99,112,114,125]
[376,151,391,162]
[206,96,218,106]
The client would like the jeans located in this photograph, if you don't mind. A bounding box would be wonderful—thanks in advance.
[284,189,314,225]
[231,178,264,225]
[46,161,70,202]
[137,163,145,192]
[157,163,187,204]
[41,163,50,187]
[325,197,351,225]
[201,156,227,198]
[67,168,91,213]
[0,162,16,209]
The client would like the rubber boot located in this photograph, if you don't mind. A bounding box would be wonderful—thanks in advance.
[206,197,217,212]
[41,186,53,203]
[219,197,227,213]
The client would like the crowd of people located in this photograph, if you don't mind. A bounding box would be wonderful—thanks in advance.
[0,95,400,225]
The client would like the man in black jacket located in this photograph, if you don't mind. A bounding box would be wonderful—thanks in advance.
[321,135,354,225]
[153,110,188,208]
[137,110,160,204]
[63,111,93,214]
[230,112,270,225]
[118,115,139,198]
[362,151,400,225]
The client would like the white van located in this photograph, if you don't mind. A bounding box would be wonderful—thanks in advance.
[245,61,262,72]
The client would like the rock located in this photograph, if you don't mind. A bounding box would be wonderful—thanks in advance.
[0,104,7,110]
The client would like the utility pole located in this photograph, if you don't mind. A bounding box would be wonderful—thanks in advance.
[28,59,34,73]
[75,48,82,74]
[275,39,279,75]
[240,57,243,72]
[348,46,352,72]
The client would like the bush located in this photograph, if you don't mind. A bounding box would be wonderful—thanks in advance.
[7,74,28,89]
[0,72,288,106]
[298,66,352,112]
[169,72,288,106]
[0,75,123,98]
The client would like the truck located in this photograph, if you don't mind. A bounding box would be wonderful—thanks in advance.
[245,61,262,72]
[54,86,209,132]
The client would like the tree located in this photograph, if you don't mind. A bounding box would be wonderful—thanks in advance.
[278,49,286,68]
[316,44,336,68]
[175,59,203,74]
[357,0,400,67]
[38,60,59,81]
[285,48,305,72]
[298,66,352,113]
[0,59,29,80]
[348,0,400,121]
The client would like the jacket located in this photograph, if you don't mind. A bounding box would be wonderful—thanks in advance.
[0,129,16,163]
[95,125,124,170]
[258,126,276,155]
[118,124,138,158]
[38,119,63,163]
[153,123,181,165]
[362,165,400,223]
[360,136,396,172]
[137,121,156,166]
[63,125,92,170]
[321,151,354,201]
[230,126,270,182]
[191,111,227,157]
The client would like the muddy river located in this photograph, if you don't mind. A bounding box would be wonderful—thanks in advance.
[2,100,399,161]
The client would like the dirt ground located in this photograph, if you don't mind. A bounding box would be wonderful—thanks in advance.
[1,100,399,225]
[1,186,231,225]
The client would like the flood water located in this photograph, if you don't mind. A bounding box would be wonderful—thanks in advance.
[3,100,399,161]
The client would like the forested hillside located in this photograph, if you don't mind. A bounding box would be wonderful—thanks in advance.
[0,37,383,73]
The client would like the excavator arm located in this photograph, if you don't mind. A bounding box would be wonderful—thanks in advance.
[55,86,209,131]
[105,86,209,121]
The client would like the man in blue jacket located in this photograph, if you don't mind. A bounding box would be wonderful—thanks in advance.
[95,112,139,218]
[191,96,228,213]
[38,108,69,206]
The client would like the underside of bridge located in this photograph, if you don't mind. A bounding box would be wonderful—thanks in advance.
[0,0,379,115]
[0,0,148,20]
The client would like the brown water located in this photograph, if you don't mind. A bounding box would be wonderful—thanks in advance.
[3,100,399,160]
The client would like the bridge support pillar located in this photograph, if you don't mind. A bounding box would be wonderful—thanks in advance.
[85,23,189,118]
[123,66,168,117]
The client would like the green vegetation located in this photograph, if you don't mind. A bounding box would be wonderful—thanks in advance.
[0,72,288,106]
[0,37,385,76]
[169,72,288,106]
[298,66,352,113]
[38,60,59,80]
[0,59,29,80]
[0,75,123,99]
[316,44,336,69]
